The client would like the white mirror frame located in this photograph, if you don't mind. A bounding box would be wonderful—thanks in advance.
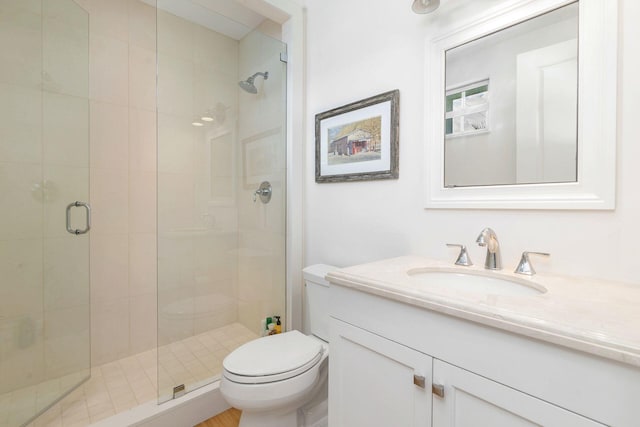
[425,0,617,210]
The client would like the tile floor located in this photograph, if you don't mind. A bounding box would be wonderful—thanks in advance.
[0,323,257,427]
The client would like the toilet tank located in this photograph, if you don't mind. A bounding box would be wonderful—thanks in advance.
[302,264,336,342]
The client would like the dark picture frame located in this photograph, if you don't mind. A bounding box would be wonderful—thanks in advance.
[315,90,399,183]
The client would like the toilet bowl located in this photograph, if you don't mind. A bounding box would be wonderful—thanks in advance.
[220,332,328,427]
[219,264,335,427]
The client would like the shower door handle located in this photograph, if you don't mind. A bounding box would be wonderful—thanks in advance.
[66,201,91,235]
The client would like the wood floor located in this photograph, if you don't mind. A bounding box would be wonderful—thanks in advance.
[196,408,241,427]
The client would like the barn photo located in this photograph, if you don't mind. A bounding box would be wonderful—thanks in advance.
[327,116,382,165]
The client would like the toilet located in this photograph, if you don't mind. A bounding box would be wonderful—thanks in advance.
[219,264,335,427]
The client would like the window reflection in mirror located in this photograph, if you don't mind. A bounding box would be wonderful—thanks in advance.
[445,80,490,137]
[444,2,578,188]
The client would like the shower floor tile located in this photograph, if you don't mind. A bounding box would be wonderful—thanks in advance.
[0,322,258,427]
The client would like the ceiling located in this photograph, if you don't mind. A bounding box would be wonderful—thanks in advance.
[143,0,266,40]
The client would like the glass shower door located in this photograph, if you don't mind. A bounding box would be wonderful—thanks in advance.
[0,1,90,425]
[156,2,288,402]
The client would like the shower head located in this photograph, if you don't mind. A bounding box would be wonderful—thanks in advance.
[412,0,440,14]
[238,71,269,94]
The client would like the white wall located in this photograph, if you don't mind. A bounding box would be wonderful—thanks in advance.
[303,0,640,285]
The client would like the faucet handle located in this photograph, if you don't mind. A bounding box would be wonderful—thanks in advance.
[446,243,473,266]
[514,251,550,276]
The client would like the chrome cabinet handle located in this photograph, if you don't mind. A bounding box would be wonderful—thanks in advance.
[432,383,445,398]
[66,201,91,235]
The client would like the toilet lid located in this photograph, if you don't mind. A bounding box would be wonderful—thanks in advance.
[223,330,323,378]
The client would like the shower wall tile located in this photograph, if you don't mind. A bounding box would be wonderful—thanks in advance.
[43,92,89,167]
[193,304,237,335]
[74,0,90,12]
[90,234,129,303]
[0,0,41,14]
[0,163,43,241]
[209,175,234,203]
[128,232,156,296]
[0,314,45,394]
[0,239,44,318]
[85,1,150,367]
[43,236,89,311]
[42,10,89,98]
[194,172,213,216]
[89,33,128,106]
[129,170,156,234]
[42,0,88,26]
[193,25,237,70]
[129,45,156,112]
[157,239,180,292]
[91,298,130,366]
[0,84,42,164]
[129,293,157,354]
[264,172,286,235]
[128,0,156,51]
[236,30,286,335]
[88,0,129,43]
[90,168,129,234]
[129,108,157,173]
[157,10,194,62]
[85,0,246,365]
[44,305,90,378]
[90,101,129,170]
[193,66,236,119]
[43,165,89,238]
[157,114,196,174]
[0,5,42,88]
[157,54,195,117]
[238,30,286,140]
[157,172,196,231]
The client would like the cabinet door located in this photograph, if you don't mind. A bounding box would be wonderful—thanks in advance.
[329,318,432,427]
[432,359,604,427]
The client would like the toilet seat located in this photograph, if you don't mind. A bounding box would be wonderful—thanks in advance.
[223,330,324,385]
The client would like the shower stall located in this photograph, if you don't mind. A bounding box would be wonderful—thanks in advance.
[155,0,288,404]
[0,1,290,425]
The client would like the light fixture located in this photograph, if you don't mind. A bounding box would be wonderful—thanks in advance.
[192,104,229,127]
[412,0,440,14]
[201,111,215,122]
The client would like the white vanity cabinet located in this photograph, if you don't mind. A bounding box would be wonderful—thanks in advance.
[329,319,432,426]
[327,281,640,427]
[330,316,602,427]
[432,360,602,426]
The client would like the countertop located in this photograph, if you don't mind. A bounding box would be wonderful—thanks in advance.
[326,256,640,368]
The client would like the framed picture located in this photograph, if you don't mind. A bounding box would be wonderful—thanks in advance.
[315,89,399,183]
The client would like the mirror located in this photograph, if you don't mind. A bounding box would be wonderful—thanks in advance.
[425,0,617,209]
[444,3,578,188]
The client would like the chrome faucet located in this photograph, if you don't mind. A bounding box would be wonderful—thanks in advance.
[514,251,550,275]
[476,228,501,270]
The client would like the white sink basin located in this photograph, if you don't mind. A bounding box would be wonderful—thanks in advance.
[406,269,546,297]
